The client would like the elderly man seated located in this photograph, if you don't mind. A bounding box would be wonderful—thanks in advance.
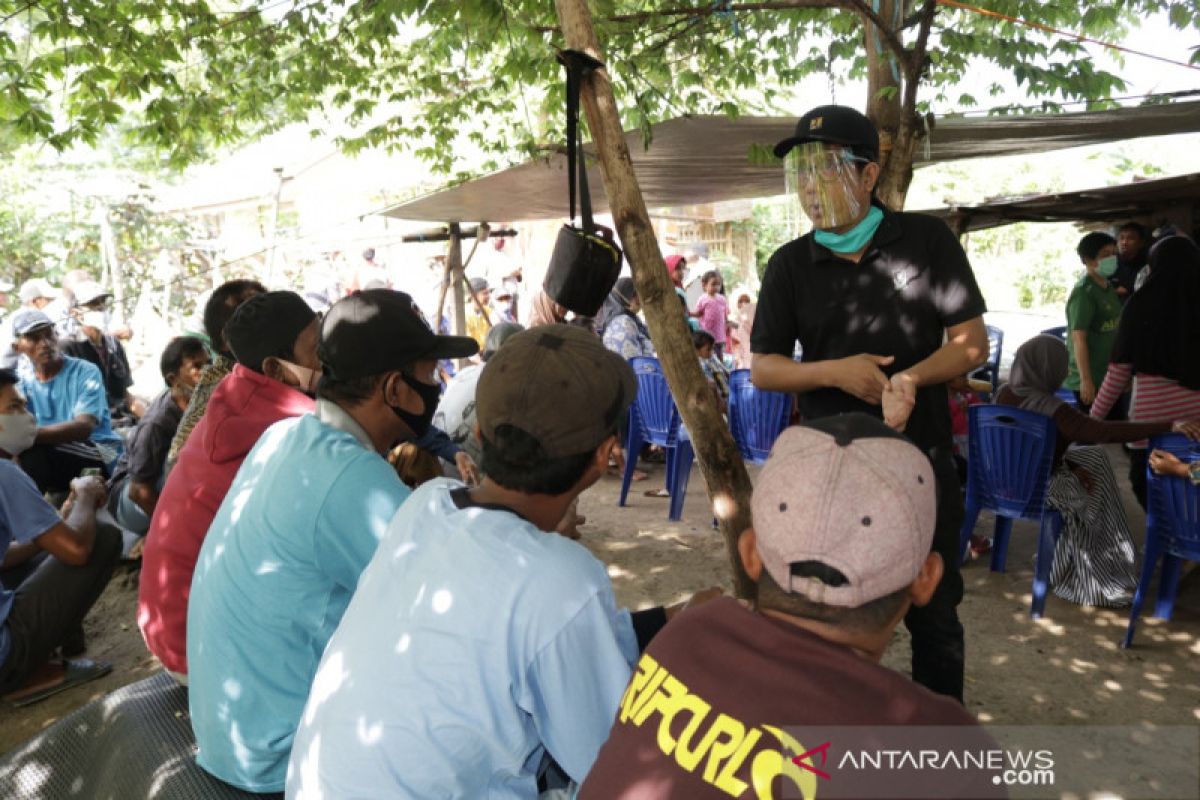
[11,309,123,493]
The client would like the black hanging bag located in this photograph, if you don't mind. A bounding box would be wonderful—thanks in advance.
[542,49,623,317]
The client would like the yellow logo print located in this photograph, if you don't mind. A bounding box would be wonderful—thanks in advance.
[617,654,818,799]
[809,117,823,130]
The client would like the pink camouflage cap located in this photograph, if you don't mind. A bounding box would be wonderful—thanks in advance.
[751,413,937,608]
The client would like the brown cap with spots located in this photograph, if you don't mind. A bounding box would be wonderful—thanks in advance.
[476,324,636,459]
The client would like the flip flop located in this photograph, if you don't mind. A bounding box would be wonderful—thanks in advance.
[643,488,670,498]
[6,658,113,708]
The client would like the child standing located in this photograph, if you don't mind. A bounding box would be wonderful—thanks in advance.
[693,330,730,412]
[693,270,729,359]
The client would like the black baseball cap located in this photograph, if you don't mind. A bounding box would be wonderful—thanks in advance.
[318,289,478,380]
[773,104,880,162]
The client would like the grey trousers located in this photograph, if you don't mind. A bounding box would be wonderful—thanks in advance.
[0,525,122,693]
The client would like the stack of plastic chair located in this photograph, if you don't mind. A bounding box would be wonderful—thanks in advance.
[619,357,694,521]
[727,369,791,465]
[958,405,1063,618]
[1122,433,1200,648]
[970,324,1005,393]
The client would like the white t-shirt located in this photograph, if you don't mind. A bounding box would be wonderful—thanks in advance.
[432,364,484,463]
[287,479,639,799]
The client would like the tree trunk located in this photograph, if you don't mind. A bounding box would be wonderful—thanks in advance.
[554,0,755,599]
[866,0,938,210]
[862,0,912,210]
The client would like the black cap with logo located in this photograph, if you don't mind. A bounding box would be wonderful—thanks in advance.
[318,289,479,380]
[773,104,880,163]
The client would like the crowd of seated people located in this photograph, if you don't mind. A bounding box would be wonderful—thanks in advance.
[2,231,1194,799]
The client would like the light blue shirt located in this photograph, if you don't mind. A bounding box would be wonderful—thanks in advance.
[187,400,411,793]
[18,355,122,465]
[0,460,63,666]
[286,479,639,800]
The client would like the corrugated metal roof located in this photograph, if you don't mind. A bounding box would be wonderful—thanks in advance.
[381,100,1200,223]
[917,171,1200,232]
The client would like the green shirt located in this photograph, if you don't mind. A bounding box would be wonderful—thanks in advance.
[1064,274,1121,390]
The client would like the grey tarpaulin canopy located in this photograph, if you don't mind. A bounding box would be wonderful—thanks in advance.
[916,171,1200,233]
[381,100,1200,222]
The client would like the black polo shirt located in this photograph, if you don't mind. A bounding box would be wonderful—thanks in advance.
[751,205,986,453]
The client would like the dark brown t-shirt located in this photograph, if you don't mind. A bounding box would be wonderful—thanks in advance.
[579,597,988,800]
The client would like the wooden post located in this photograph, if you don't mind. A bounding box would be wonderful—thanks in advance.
[554,0,755,598]
[448,223,472,370]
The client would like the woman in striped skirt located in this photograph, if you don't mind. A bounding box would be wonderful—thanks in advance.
[997,335,1200,607]
[1091,236,1200,509]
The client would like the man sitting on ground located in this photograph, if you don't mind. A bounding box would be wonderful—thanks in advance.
[580,414,990,799]
[12,310,123,492]
[0,368,121,706]
[188,289,478,794]
[166,279,266,466]
[62,281,143,422]
[139,291,320,684]
[287,324,719,799]
[105,336,209,536]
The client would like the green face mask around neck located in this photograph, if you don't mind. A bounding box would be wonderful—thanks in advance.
[813,206,884,254]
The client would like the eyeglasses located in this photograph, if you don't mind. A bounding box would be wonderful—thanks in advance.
[793,147,869,181]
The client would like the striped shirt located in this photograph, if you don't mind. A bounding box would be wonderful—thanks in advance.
[1092,363,1200,447]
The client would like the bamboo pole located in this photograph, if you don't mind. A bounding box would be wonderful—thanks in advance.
[553,0,755,597]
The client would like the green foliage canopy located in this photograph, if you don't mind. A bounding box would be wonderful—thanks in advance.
[0,1,1196,175]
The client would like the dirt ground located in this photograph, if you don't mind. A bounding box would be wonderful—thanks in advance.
[2,444,1198,756]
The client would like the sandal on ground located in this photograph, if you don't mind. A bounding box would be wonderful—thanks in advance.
[4,658,112,708]
[643,488,670,498]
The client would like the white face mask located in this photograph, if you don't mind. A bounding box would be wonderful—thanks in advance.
[275,359,321,397]
[81,310,110,330]
[0,410,38,457]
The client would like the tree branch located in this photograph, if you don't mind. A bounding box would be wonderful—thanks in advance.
[902,0,937,115]
[843,0,910,70]
[534,1,911,81]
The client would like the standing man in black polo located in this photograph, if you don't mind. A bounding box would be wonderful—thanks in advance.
[750,105,989,701]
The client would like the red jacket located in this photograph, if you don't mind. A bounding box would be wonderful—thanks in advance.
[137,365,314,674]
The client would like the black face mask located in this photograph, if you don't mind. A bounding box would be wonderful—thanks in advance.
[390,371,441,438]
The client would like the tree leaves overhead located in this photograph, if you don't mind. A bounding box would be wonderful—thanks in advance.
[0,0,1195,172]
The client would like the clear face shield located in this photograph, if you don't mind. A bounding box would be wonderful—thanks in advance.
[784,141,871,230]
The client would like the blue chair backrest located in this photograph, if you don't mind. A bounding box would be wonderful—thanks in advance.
[966,405,1057,519]
[1146,433,1200,560]
[629,357,682,447]
[1040,325,1068,342]
[728,369,790,463]
[984,325,1004,372]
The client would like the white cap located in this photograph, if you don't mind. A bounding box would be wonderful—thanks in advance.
[72,281,112,307]
[19,278,57,304]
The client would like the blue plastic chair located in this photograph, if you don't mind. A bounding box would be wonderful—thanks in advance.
[619,357,694,521]
[1040,325,1068,342]
[1122,434,1200,648]
[970,325,1005,393]
[959,405,1063,618]
[727,370,791,465]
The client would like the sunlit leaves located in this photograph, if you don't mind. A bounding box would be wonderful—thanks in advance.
[0,0,1193,173]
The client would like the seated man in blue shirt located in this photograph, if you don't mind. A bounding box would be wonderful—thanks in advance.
[287,325,720,799]
[0,368,121,705]
[11,309,123,493]
[187,289,479,794]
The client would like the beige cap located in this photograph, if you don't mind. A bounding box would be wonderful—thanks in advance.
[752,414,937,608]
